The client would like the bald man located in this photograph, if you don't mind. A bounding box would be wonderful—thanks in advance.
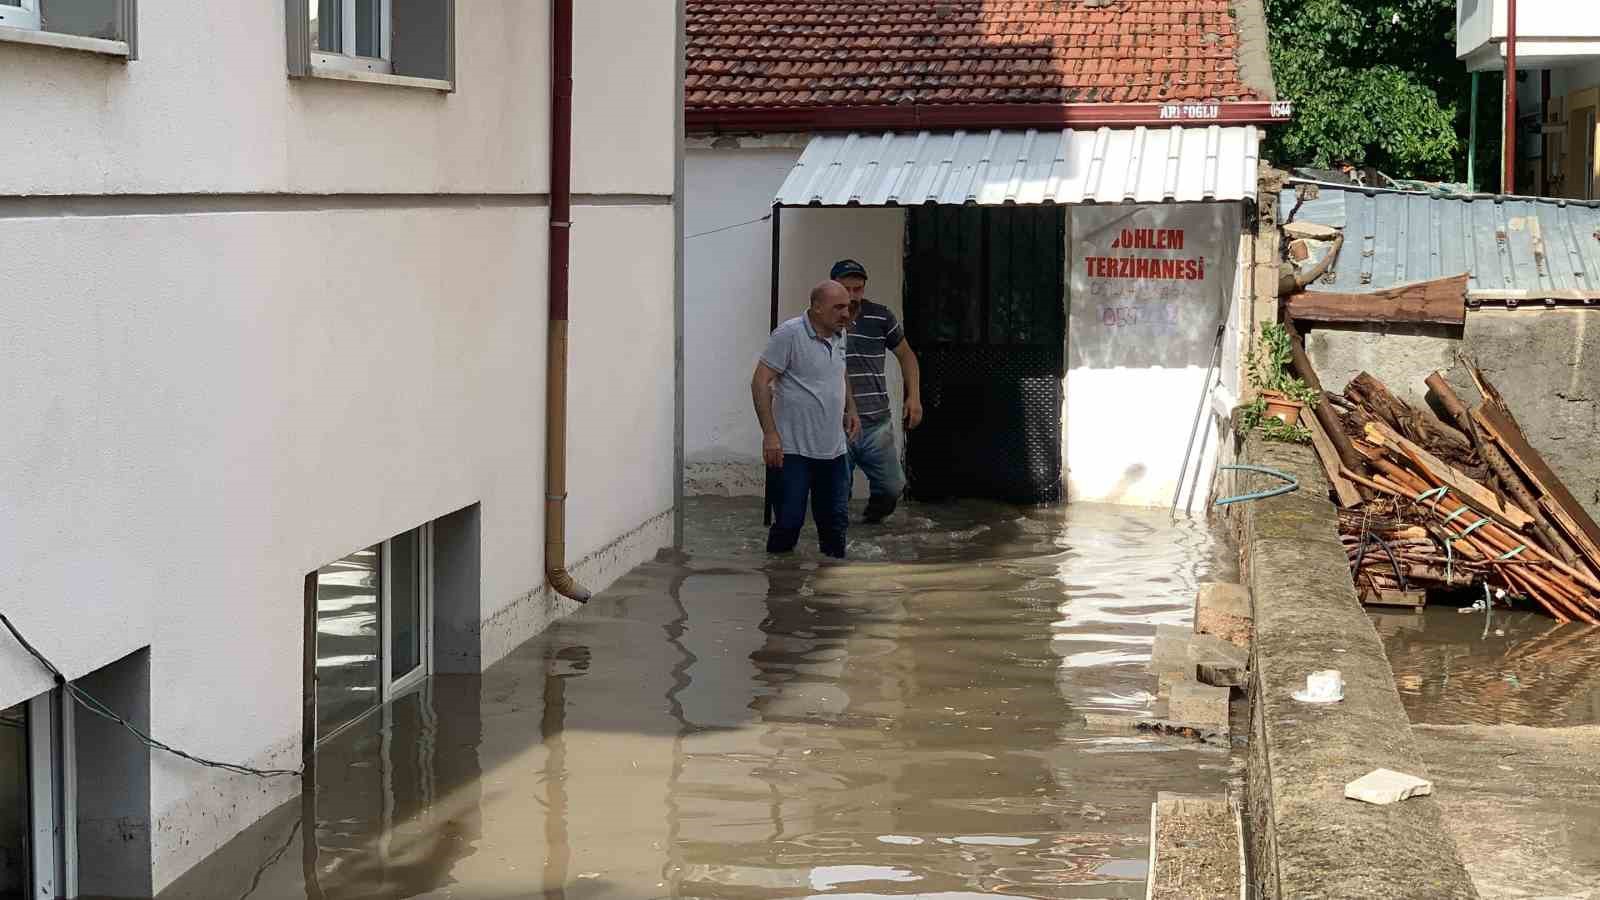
[751,280,862,558]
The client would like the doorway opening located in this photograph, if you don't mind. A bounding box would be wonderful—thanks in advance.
[902,205,1067,504]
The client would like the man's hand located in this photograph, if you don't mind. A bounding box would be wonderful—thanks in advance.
[763,432,784,468]
[904,397,924,430]
[845,412,862,442]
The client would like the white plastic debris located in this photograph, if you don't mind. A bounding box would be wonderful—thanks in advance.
[1292,669,1344,703]
[1345,768,1433,805]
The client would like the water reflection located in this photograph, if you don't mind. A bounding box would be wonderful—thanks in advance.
[1376,606,1600,727]
[164,498,1232,899]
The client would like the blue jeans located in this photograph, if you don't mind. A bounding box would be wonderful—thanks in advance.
[766,454,850,558]
[847,417,906,500]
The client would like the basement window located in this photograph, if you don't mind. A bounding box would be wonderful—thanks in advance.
[0,0,137,58]
[286,0,454,91]
[0,652,154,900]
[311,523,435,743]
[2,690,72,900]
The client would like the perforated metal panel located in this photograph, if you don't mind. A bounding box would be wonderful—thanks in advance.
[906,346,1064,504]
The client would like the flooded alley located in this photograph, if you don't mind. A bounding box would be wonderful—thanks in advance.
[162,499,1235,900]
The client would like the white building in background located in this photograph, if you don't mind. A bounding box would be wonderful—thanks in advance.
[0,0,679,895]
[683,1,1284,510]
[1456,0,1600,196]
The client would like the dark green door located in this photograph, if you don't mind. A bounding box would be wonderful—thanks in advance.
[902,205,1066,504]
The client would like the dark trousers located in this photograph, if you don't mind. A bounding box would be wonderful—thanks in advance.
[766,453,850,558]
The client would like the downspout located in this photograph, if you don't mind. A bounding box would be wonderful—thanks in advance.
[545,0,591,602]
[1504,0,1518,194]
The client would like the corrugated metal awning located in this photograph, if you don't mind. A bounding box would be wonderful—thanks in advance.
[774,126,1261,207]
[1283,180,1600,300]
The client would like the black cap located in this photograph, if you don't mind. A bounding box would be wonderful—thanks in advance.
[830,259,868,281]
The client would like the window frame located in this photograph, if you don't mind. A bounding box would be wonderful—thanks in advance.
[312,523,434,747]
[0,0,135,58]
[19,690,77,899]
[381,524,433,700]
[0,0,41,32]
[287,0,454,92]
[311,0,393,75]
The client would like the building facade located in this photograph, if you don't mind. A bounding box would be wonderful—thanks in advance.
[0,0,679,894]
[684,1,1284,510]
[1458,0,1600,197]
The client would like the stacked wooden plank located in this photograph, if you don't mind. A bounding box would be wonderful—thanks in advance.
[1293,351,1600,623]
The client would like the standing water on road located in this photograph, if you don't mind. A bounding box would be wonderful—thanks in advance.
[162,498,1234,899]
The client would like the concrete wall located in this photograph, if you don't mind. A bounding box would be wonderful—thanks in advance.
[1448,309,1600,524]
[0,0,677,890]
[684,140,906,499]
[1235,438,1478,899]
[1305,324,1465,410]
[1303,310,1600,525]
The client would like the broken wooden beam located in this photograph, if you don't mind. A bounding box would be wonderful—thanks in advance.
[1286,273,1468,326]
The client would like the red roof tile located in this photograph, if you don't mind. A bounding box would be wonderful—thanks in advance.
[686,0,1266,119]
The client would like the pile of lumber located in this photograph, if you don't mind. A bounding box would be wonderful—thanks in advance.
[1285,331,1600,622]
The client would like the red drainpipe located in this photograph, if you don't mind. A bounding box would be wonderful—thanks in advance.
[544,0,590,602]
[1504,0,1517,194]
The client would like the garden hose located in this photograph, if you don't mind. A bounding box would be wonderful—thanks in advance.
[1213,464,1301,507]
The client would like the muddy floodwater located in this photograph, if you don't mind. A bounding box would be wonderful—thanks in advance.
[163,498,1235,899]
[1374,605,1600,728]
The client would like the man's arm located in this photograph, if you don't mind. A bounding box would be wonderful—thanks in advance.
[892,340,923,429]
[844,370,861,441]
[752,362,783,466]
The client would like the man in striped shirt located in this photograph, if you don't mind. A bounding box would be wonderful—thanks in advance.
[831,259,922,524]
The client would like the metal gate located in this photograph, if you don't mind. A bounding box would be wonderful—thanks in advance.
[903,205,1066,504]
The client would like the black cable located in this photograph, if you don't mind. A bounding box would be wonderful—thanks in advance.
[1,610,301,779]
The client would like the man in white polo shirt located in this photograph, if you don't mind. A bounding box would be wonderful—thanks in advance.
[751,280,862,557]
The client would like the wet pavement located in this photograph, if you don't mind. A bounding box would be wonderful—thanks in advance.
[163,497,1236,899]
[1374,602,1600,897]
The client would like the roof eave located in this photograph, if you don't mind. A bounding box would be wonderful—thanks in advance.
[686,101,1291,135]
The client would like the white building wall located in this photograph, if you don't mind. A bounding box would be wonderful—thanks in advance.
[1064,203,1241,509]
[0,0,676,890]
[684,142,906,498]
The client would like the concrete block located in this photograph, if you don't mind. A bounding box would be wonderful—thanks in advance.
[1168,681,1229,729]
[1190,633,1249,688]
[1194,582,1252,648]
[1345,769,1434,805]
[1149,624,1193,691]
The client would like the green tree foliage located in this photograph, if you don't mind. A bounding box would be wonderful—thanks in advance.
[1265,0,1500,184]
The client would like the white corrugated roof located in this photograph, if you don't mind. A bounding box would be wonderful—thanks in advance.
[774,127,1261,207]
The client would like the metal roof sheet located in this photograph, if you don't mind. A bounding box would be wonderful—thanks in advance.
[1281,181,1600,299]
[775,127,1262,207]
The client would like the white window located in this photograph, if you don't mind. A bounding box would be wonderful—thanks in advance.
[287,0,454,91]
[0,0,137,58]
[0,0,40,32]
[310,0,391,74]
[311,523,434,744]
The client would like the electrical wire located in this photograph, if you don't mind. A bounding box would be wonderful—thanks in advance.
[1,610,302,779]
[685,212,772,240]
